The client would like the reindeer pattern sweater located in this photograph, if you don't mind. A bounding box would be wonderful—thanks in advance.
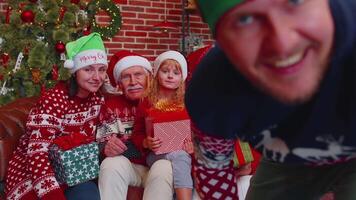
[103,94,146,165]
[185,0,356,166]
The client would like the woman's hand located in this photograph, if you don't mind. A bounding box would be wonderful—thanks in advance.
[104,135,128,157]
[143,136,162,152]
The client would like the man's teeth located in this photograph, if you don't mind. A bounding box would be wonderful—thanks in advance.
[273,52,303,68]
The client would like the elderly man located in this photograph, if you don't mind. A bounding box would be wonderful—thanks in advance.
[99,50,174,200]
[186,0,356,200]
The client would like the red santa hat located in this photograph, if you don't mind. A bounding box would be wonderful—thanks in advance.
[107,50,152,87]
[153,50,188,81]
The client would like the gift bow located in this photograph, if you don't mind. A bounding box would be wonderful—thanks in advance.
[53,132,93,150]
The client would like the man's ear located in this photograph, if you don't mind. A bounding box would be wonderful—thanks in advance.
[117,82,123,91]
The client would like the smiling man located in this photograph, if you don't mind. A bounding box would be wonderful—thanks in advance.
[185,0,356,199]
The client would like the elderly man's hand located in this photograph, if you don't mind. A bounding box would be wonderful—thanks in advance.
[104,135,128,157]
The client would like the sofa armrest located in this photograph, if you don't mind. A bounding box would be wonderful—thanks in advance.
[0,97,38,182]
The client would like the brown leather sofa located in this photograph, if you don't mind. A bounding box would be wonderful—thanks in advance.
[0,97,143,200]
[0,97,38,200]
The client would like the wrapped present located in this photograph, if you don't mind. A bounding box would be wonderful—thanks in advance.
[49,133,99,186]
[233,140,254,168]
[146,109,192,155]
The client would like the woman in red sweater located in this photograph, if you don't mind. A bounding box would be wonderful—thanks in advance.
[5,33,110,200]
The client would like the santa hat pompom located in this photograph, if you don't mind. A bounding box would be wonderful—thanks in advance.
[64,59,74,70]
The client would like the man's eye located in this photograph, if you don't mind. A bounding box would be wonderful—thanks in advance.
[237,15,254,26]
[121,75,129,80]
[288,0,304,6]
[134,72,144,77]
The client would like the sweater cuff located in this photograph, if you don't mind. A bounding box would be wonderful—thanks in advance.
[41,188,66,200]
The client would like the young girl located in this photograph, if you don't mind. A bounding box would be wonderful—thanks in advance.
[5,33,112,200]
[132,50,193,200]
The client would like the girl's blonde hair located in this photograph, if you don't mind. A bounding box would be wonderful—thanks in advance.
[147,59,185,107]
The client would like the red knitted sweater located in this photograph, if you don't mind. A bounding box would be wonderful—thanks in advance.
[5,82,108,200]
[103,94,146,165]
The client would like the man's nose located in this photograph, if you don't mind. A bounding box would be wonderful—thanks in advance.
[262,12,299,56]
[129,74,138,84]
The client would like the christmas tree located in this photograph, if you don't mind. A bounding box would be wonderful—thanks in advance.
[0,0,91,105]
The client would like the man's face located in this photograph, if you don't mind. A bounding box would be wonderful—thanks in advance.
[216,0,334,104]
[119,65,149,101]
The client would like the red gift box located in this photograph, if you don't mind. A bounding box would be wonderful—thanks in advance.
[146,109,192,155]
[233,140,254,168]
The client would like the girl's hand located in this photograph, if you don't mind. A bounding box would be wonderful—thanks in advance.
[104,135,127,157]
[235,163,252,177]
[144,136,162,152]
[183,138,194,154]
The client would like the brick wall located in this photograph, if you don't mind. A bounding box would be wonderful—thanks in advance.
[0,0,213,60]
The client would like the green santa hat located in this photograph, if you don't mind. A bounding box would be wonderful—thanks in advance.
[196,0,244,36]
[64,32,108,73]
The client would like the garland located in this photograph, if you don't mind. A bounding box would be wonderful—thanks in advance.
[87,0,122,39]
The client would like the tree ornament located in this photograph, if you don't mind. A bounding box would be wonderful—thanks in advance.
[71,0,80,4]
[5,6,12,24]
[21,10,35,23]
[40,83,46,94]
[23,46,30,56]
[13,52,24,73]
[55,41,66,53]
[1,53,10,68]
[31,68,41,84]
[83,26,91,35]
[29,0,38,3]
[51,64,59,80]
[87,0,122,39]
[59,6,67,21]
[0,81,14,96]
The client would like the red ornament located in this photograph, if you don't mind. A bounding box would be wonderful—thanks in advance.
[21,10,35,23]
[1,53,10,68]
[83,27,91,36]
[40,84,46,95]
[59,6,67,21]
[5,6,11,24]
[23,46,30,56]
[52,64,59,80]
[55,41,66,54]
[70,0,80,4]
